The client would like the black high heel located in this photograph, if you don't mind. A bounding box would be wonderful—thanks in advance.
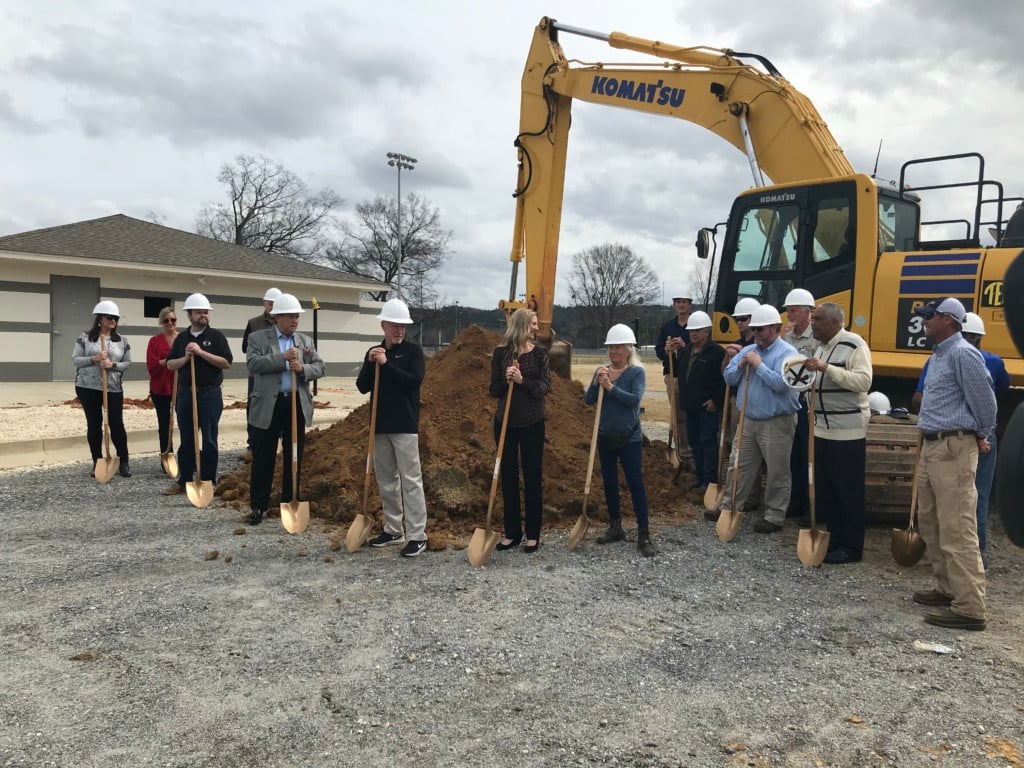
[495,538,521,551]
[524,540,540,553]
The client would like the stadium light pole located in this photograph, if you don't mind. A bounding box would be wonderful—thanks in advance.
[386,151,417,300]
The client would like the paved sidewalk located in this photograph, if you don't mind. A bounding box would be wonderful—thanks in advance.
[0,377,365,470]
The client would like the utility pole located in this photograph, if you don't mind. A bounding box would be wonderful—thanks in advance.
[386,152,417,300]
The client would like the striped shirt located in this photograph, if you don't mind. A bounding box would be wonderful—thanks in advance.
[918,332,997,440]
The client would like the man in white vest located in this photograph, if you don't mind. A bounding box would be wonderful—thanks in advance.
[801,302,873,563]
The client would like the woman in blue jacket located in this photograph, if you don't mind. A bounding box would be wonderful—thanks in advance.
[585,323,654,557]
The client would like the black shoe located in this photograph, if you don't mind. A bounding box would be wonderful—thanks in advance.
[637,530,656,558]
[703,508,721,522]
[823,547,861,564]
[753,519,783,534]
[247,509,264,526]
[924,609,985,631]
[912,589,953,607]
[596,521,625,544]
[118,461,132,478]
[400,540,427,558]
[496,537,522,551]
[524,540,540,554]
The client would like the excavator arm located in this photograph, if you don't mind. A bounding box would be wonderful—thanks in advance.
[502,16,853,369]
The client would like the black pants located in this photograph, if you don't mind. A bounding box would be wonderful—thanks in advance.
[494,419,545,541]
[814,437,866,555]
[151,392,173,453]
[788,398,809,517]
[76,386,128,461]
[175,387,223,484]
[250,394,306,511]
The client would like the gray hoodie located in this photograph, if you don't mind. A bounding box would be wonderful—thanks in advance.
[73,333,132,392]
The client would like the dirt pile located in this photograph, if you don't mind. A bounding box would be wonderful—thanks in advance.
[216,325,698,542]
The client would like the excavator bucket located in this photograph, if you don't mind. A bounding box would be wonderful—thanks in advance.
[547,338,573,380]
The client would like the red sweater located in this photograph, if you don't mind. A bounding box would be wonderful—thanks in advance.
[146,333,176,395]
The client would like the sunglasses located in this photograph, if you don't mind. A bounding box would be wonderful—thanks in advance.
[751,326,771,333]
[162,317,177,324]
[733,315,751,322]
[102,314,119,321]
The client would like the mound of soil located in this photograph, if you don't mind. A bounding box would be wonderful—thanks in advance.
[215,325,698,542]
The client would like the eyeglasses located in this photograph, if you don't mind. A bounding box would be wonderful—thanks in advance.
[733,315,751,323]
[102,315,119,321]
[751,326,771,333]
[162,318,177,324]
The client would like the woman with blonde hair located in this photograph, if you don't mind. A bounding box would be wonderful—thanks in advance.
[146,306,179,462]
[488,308,551,553]
[585,323,655,556]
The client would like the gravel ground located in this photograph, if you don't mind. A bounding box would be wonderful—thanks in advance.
[2,450,1024,767]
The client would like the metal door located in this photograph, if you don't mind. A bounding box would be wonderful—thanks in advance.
[51,275,99,381]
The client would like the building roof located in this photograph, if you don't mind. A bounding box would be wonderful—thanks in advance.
[0,214,386,287]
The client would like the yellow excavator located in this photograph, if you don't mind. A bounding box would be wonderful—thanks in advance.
[504,17,1024,400]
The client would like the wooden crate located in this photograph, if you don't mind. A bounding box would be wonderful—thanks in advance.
[865,415,919,525]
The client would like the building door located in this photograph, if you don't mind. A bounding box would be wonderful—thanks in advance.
[51,275,99,381]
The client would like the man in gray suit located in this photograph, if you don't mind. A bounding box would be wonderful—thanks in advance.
[245,293,326,525]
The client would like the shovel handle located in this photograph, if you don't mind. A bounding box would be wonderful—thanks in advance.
[582,386,604,509]
[907,431,923,531]
[190,355,202,483]
[728,373,752,511]
[486,375,516,531]
[807,377,817,528]
[165,368,178,452]
[360,362,381,517]
[290,370,301,493]
[716,383,731,476]
[100,335,113,462]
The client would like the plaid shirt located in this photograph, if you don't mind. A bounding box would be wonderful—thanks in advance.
[918,332,997,440]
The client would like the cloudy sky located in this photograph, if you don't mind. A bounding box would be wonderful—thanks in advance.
[2,0,1023,307]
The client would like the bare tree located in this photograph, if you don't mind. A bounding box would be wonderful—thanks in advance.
[569,243,660,343]
[196,154,342,259]
[326,194,452,302]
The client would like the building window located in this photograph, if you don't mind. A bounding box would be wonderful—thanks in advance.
[144,296,173,318]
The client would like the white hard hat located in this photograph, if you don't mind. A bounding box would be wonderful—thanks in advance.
[183,293,212,311]
[732,297,760,317]
[687,311,712,330]
[604,323,637,345]
[263,287,283,302]
[783,288,816,308]
[782,357,813,391]
[868,391,891,415]
[269,293,304,315]
[750,304,782,327]
[962,312,986,335]
[670,289,692,300]
[378,298,413,324]
[92,300,120,317]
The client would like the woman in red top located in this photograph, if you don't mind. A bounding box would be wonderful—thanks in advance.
[147,307,179,458]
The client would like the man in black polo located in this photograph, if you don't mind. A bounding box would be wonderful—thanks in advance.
[164,292,233,495]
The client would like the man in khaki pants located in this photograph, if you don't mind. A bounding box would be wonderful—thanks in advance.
[912,298,997,631]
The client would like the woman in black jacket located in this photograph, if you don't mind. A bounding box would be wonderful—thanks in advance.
[675,311,725,496]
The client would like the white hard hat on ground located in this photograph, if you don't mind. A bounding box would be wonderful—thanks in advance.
[732,297,760,317]
[750,304,782,327]
[868,391,891,415]
[962,312,986,335]
[183,293,213,311]
[604,323,637,345]
[378,298,414,324]
[269,293,304,315]
[92,300,120,317]
[687,311,712,330]
[783,288,816,308]
[263,287,283,302]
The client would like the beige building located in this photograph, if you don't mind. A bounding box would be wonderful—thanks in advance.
[0,214,389,381]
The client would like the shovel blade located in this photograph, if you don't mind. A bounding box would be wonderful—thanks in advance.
[281,501,310,534]
[160,452,178,480]
[185,480,214,508]
[94,457,118,485]
[890,528,926,567]
[797,527,830,566]
[467,527,500,566]
[715,508,743,542]
[345,514,372,553]
[703,483,724,512]
[567,513,590,551]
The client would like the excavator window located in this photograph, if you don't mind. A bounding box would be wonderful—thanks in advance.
[734,204,799,272]
[810,200,851,264]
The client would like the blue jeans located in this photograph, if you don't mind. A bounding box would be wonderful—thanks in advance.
[976,433,996,555]
[598,440,649,529]
[175,386,224,484]
[685,407,719,486]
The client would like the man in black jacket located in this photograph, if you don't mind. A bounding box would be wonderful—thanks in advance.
[676,311,725,499]
[355,298,428,558]
[655,289,693,467]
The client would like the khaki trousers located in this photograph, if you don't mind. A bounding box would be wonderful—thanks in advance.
[720,413,795,524]
[664,374,692,466]
[373,433,428,542]
[916,434,986,619]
